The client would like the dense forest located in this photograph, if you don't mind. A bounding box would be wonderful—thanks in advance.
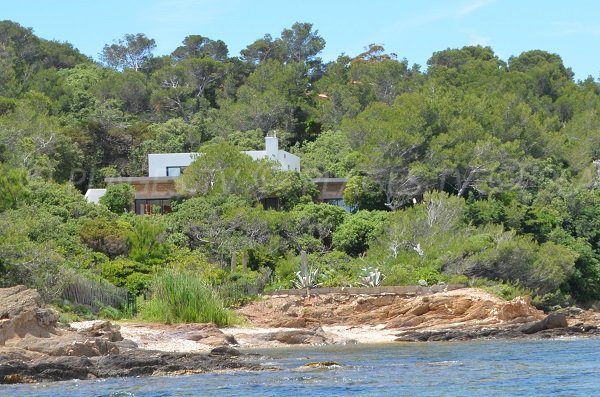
[2,19,600,319]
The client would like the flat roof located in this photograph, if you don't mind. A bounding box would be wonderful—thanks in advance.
[311,178,349,183]
[84,188,107,204]
[106,176,347,184]
[105,176,178,183]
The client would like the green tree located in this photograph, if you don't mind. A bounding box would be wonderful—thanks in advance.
[343,175,386,211]
[100,183,135,213]
[176,141,276,202]
[344,98,429,209]
[280,22,325,65]
[295,130,356,178]
[172,35,229,61]
[333,210,388,256]
[101,33,156,71]
[0,164,29,211]
[128,218,169,263]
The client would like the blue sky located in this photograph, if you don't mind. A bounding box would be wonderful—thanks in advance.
[3,0,599,80]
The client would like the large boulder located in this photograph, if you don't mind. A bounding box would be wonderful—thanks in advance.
[0,285,59,345]
[265,329,329,345]
[73,320,123,342]
[496,296,542,322]
[180,323,238,346]
[521,312,568,335]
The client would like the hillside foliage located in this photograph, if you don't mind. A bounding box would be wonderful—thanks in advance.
[2,20,600,315]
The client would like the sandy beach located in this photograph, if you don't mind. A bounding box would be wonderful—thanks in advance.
[113,323,399,352]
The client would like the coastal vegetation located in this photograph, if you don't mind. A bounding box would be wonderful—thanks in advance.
[1,19,600,320]
[138,269,234,325]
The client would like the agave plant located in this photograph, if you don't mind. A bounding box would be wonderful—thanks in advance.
[294,268,321,289]
[360,267,384,287]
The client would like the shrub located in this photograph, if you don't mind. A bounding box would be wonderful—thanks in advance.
[311,251,356,287]
[79,218,131,258]
[333,210,388,256]
[100,183,135,214]
[99,306,124,320]
[0,96,17,115]
[343,175,387,211]
[101,258,150,294]
[138,269,234,325]
[472,279,535,301]
[128,218,169,263]
[465,235,577,294]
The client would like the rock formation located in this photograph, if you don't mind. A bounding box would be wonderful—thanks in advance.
[0,286,266,384]
[238,288,599,342]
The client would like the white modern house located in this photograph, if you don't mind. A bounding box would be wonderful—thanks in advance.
[147,135,300,177]
[85,134,347,214]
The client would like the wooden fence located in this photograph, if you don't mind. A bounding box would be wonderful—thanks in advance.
[264,284,465,297]
[62,275,129,310]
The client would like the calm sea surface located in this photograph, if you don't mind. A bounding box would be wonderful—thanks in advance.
[4,338,600,396]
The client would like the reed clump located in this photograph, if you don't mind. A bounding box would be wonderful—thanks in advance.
[138,269,235,326]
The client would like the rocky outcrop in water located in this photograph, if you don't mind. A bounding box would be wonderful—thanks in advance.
[238,288,600,343]
[0,348,265,383]
[394,321,599,342]
[0,286,267,384]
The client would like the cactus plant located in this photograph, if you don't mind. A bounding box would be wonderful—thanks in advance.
[360,267,384,287]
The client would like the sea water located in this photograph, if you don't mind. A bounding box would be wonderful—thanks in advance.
[4,338,600,396]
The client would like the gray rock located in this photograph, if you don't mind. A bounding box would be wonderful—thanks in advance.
[0,349,266,384]
[75,321,123,342]
[520,312,568,335]
[266,329,329,345]
[35,309,59,327]
[209,346,240,356]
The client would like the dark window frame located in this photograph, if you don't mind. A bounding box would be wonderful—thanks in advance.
[166,166,187,177]
[135,199,173,215]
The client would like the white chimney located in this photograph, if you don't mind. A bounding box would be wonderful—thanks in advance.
[265,134,278,159]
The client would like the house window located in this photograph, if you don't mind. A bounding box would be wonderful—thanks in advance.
[166,166,186,176]
[135,199,173,215]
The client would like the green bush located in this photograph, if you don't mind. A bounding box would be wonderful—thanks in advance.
[472,279,535,301]
[138,269,235,325]
[536,290,575,311]
[99,305,124,320]
[127,218,170,263]
[270,251,301,289]
[333,210,388,256]
[101,258,150,294]
[100,183,135,214]
[0,96,17,115]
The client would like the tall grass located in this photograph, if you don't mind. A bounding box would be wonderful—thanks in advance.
[138,269,235,326]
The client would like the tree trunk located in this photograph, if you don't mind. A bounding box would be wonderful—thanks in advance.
[241,251,248,274]
[230,251,237,273]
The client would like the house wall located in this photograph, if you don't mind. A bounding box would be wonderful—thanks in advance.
[147,137,300,177]
[130,180,178,199]
[313,178,348,200]
[243,150,300,171]
[148,153,199,177]
[316,181,346,200]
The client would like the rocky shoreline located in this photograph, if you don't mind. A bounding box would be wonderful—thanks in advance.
[2,285,600,384]
[237,288,600,343]
[0,286,267,384]
[394,312,600,342]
